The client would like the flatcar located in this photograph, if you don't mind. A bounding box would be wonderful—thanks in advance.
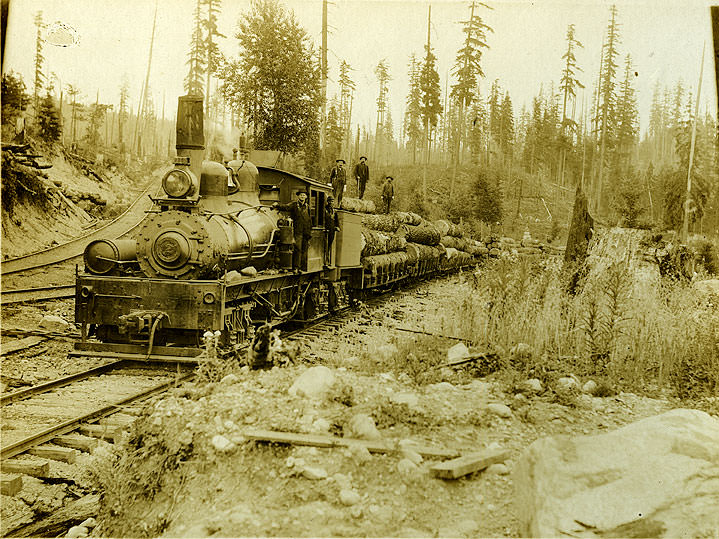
[74,96,461,359]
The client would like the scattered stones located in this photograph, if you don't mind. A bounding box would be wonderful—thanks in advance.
[302,466,328,480]
[514,409,719,538]
[211,434,235,452]
[288,366,336,400]
[397,458,419,475]
[557,376,579,391]
[345,413,381,441]
[66,525,89,538]
[487,403,512,418]
[346,443,372,463]
[523,378,543,393]
[339,488,361,506]
[39,314,70,332]
[220,373,240,385]
[582,380,598,395]
[447,342,470,362]
[311,417,331,433]
[486,463,510,475]
[389,392,419,408]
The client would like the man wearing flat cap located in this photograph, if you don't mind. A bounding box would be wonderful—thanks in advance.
[381,175,394,214]
[352,156,369,199]
[273,190,312,273]
[329,159,347,207]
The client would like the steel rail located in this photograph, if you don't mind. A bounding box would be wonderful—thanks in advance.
[0,370,195,460]
[0,361,124,406]
[0,285,75,305]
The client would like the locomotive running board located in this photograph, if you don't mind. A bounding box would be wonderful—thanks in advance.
[71,342,202,363]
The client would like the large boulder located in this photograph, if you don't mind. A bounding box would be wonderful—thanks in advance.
[288,366,336,400]
[514,408,719,537]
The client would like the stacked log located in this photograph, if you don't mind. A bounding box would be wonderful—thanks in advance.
[341,197,376,213]
[361,228,407,257]
[362,213,400,233]
[440,235,470,251]
[405,222,441,246]
[434,219,463,238]
[396,212,422,225]
[363,251,409,275]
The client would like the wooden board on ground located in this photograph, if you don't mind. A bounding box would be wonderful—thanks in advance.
[1,460,50,477]
[78,423,118,441]
[52,434,98,452]
[0,336,46,356]
[429,448,510,479]
[9,494,100,538]
[1,474,23,496]
[28,445,78,463]
[242,428,461,459]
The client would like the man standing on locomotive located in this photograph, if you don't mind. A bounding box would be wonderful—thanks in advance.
[329,159,346,207]
[324,195,340,267]
[274,191,313,273]
[352,156,369,199]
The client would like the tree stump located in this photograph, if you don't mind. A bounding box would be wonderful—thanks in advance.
[562,186,594,294]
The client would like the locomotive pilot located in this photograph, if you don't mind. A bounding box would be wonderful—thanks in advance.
[274,190,313,273]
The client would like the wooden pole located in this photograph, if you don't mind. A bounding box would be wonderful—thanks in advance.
[681,42,706,244]
[132,0,158,157]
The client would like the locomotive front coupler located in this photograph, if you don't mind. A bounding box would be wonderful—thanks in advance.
[118,310,170,335]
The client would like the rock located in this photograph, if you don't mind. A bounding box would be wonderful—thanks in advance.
[346,443,372,463]
[401,448,423,465]
[514,409,719,538]
[220,373,240,385]
[240,266,258,277]
[311,417,331,433]
[428,381,455,392]
[582,380,598,395]
[523,378,543,393]
[487,403,512,418]
[66,525,89,538]
[447,342,470,362]
[345,413,381,441]
[514,393,527,403]
[79,518,96,529]
[302,466,328,480]
[288,366,336,400]
[557,376,579,391]
[486,463,510,475]
[397,458,418,475]
[39,314,70,332]
[211,434,235,452]
[389,392,419,408]
[339,488,361,506]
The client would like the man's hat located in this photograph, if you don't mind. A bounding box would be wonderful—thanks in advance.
[327,195,334,201]
[336,159,345,164]
[296,189,307,195]
[359,156,367,161]
[386,175,394,180]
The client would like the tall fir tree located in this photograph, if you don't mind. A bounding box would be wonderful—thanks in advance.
[338,60,355,156]
[185,0,206,96]
[419,42,442,162]
[202,0,225,115]
[37,90,61,144]
[558,23,584,184]
[499,91,514,158]
[374,59,391,164]
[118,76,130,153]
[614,54,638,175]
[33,11,45,121]
[404,54,423,163]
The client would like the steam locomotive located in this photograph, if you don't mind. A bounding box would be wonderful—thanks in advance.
[74,96,457,359]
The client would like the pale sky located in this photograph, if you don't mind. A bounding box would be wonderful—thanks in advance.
[3,0,717,142]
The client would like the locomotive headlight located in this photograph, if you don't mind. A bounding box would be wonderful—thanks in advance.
[162,169,193,198]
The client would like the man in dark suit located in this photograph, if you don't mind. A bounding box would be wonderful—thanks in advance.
[324,195,340,267]
[352,156,369,199]
[381,175,394,214]
[329,159,346,206]
[274,190,313,273]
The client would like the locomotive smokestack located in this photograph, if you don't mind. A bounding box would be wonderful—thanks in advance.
[176,95,205,181]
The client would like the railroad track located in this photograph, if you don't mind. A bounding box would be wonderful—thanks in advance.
[0,285,76,305]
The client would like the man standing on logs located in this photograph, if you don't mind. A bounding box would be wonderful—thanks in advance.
[381,175,394,214]
[273,191,313,273]
[352,156,369,199]
[324,195,340,267]
[329,159,347,206]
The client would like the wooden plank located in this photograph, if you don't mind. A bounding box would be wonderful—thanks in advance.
[78,424,118,441]
[1,474,23,496]
[1,460,50,477]
[0,336,46,356]
[8,494,100,538]
[242,428,461,459]
[27,445,78,464]
[51,435,98,452]
[429,448,510,479]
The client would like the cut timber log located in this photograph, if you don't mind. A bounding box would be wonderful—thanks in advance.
[242,428,460,459]
[1,474,23,496]
[52,434,98,452]
[1,460,50,477]
[27,445,78,464]
[405,223,441,245]
[429,448,510,479]
[0,336,46,356]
